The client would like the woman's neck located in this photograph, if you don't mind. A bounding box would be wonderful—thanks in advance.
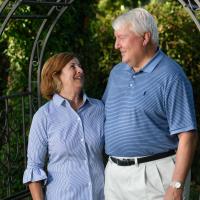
[59,89,83,110]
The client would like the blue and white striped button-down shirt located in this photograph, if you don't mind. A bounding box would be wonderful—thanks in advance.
[23,94,105,200]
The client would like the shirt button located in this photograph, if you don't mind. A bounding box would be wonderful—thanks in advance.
[129,83,133,87]
[81,138,84,142]
[88,182,91,187]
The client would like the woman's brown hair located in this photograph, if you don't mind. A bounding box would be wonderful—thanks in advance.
[40,52,76,99]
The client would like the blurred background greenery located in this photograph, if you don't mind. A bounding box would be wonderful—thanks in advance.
[0,0,199,199]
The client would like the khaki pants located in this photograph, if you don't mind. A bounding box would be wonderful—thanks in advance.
[105,155,190,200]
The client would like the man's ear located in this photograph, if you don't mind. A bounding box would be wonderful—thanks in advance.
[143,32,151,46]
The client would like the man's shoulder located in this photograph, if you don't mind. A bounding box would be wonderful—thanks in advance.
[159,52,187,80]
[111,62,128,73]
[161,54,180,68]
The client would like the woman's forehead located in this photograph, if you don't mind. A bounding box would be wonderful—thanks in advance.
[68,57,80,64]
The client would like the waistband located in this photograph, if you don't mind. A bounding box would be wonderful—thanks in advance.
[110,149,176,166]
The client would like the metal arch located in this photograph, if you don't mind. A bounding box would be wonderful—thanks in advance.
[28,1,62,117]
[0,0,10,14]
[37,5,72,107]
[0,0,23,36]
[178,0,200,32]
[194,0,200,7]
[21,0,73,6]
[27,0,74,112]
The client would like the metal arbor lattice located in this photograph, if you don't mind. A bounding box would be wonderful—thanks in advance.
[178,0,200,31]
[0,1,74,199]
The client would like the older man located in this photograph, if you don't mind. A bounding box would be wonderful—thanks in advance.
[102,8,198,200]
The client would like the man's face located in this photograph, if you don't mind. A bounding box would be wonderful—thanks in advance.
[114,25,144,68]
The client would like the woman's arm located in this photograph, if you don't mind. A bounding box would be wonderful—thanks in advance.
[23,109,48,199]
[29,181,44,200]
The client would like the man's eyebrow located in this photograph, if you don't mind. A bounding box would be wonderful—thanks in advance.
[118,34,128,37]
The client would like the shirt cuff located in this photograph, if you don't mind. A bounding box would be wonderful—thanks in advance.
[23,167,47,185]
[170,126,197,135]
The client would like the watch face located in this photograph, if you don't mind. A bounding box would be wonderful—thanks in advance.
[175,182,181,188]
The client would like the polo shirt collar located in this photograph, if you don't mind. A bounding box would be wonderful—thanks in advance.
[122,48,164,73]
[141,49,164,73]
[53,93,91,107]
[122,63,132,71]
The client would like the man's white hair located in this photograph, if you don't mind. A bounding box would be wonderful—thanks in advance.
[112,8,159,46]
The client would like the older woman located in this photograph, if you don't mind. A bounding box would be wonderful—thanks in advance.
[23,52,105,200]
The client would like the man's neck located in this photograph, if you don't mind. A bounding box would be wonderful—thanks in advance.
[132,45,158,72]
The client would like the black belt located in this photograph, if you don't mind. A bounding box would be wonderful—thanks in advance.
[110,150,176,166]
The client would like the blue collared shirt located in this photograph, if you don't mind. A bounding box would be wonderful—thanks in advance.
[102,50,197,157]
[23,94,105,200]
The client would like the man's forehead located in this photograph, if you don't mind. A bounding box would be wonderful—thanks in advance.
[114,27,133,36]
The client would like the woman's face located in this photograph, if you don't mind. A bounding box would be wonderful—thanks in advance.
[59,57,84,92]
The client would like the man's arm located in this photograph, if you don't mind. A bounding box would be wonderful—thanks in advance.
[29,181,44,200]
[164,130,198,200]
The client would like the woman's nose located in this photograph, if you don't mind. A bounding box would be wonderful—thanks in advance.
[76,66,83,74]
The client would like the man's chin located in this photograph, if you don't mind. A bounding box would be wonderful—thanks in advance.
[121,57,128,63]
[122,58,129,65]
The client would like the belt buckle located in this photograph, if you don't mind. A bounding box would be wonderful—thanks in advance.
[123,158,136,166]
[134,158,138,167]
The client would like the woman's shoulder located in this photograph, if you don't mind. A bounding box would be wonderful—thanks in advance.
[87,97,104,109]
[33,100,52,120]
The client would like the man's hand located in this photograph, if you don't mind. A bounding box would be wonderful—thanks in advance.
[164,186,183,200]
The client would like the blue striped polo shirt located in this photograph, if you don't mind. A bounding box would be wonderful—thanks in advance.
[102,50,197,157]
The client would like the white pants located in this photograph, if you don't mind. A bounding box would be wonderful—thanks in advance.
[105,155,190,200]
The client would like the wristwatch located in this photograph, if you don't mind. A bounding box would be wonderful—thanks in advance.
[170,181,184,189]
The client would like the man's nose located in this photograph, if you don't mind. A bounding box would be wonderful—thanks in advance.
[114,39,120,49]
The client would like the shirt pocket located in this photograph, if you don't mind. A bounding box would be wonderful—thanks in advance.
[131,86,164,116]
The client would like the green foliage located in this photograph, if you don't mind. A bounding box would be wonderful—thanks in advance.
[87,0,143,96]
[0,40,9,96]
[1,5,39,94]
[0,95,30,198]
[146,0,200,81]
